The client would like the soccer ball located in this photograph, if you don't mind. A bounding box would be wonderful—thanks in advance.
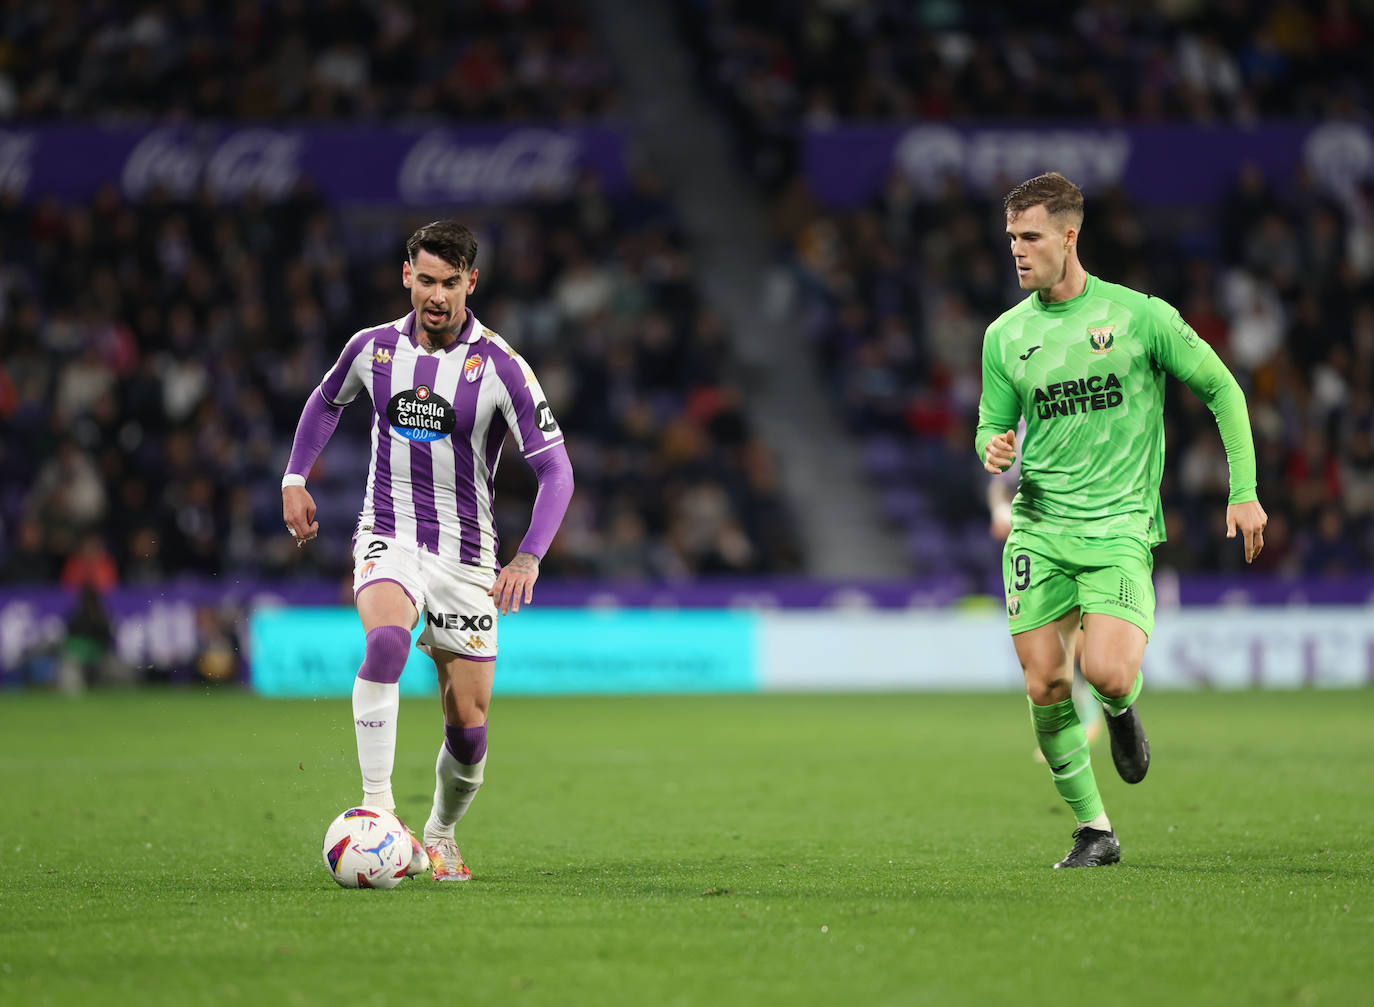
[322,807,411,889]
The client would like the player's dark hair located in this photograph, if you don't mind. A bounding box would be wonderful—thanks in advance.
[1004,172,1084,226]
[405,220,478,272]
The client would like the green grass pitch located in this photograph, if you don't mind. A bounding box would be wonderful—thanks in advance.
[1,689,1370,1006]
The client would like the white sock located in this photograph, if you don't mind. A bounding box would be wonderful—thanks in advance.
[1079,812,1112,833]
[352,677,400,812]
[424,745,486,841]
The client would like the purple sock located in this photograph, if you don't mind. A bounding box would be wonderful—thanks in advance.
[444,722,488,764]
[358,626,411,684]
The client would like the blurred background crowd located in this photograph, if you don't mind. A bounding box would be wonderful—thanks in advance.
[0,1,804,595]
[0,0,619,122]
[676,0,1374,579]
[678,0,1372,189]
[2,0,1371,607]
[774,170,1374,579]
[0,166,804,587]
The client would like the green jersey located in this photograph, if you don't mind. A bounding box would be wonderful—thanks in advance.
[975,273,1253,546]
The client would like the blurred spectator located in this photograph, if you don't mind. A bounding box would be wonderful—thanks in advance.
[0,518,56,583]
[59,532,119,594]
[194,605,242,684]
[56,585,130,692]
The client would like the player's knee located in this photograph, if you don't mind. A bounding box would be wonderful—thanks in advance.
[1023,672,1071,706]
[358,625,411,684]
[451,698,488,726]
[440,684,488,728]
[1080,653,1135,698]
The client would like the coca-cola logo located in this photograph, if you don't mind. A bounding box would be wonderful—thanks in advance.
[0,131,35,197]
[206,130,303,199]
[398,128,580,205]
[122,128,303,200]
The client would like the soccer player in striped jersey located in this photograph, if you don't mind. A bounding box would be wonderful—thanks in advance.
[282,220,574,881]
[976,173,1267,868]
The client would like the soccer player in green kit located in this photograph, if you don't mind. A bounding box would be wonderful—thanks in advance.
[976,172,1269,868]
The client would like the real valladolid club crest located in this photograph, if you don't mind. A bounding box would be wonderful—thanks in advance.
[1088,325,1115,353]
[464,354,485,383]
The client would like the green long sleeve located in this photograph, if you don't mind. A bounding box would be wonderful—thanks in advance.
[1180,350,1258,505]
[975,336,1020,465]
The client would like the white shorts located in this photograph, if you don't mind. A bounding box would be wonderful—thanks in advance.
[352,535,498,661]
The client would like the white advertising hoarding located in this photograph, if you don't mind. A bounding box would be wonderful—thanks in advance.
[760,609,1374,692]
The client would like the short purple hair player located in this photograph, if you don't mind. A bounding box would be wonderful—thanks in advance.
[283,219,574,882]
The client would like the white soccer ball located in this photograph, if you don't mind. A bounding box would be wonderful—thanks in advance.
[322,806,411,889]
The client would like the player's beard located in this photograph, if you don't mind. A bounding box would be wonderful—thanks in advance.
[419,304,459,336]
[416,304,463,350]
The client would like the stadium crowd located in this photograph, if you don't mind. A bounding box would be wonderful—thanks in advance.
[0,0,618,123]
[780,171,1374,580]
[678,0,1372,188]
[0,0,814,600]
[677,0,1374,582]
[0,165,804,588]
[3,0,1370,597]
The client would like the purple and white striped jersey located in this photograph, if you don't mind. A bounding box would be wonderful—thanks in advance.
[317,308,564,568]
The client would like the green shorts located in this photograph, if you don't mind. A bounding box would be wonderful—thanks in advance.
[1002,526,1155,638]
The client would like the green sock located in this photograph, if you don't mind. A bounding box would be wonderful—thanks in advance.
[1090,670,1143,715]
[1029,696,1105,823]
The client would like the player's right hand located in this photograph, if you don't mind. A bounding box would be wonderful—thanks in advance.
[1226,499,1268,564]
[984,429,1017,474]
[282,485,319,547]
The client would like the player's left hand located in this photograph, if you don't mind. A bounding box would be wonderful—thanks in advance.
[489,552,540,615]
[1226,500,1268,563]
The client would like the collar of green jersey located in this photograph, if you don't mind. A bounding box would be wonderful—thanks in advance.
[1031,273,1097,313]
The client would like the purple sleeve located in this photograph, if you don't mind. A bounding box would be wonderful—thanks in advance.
[516,442,574,559]
[492,351,564,456]
[320,330,372,405]
[285,388,346,479]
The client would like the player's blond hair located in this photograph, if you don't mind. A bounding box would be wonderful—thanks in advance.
[1004,173,1084,228]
